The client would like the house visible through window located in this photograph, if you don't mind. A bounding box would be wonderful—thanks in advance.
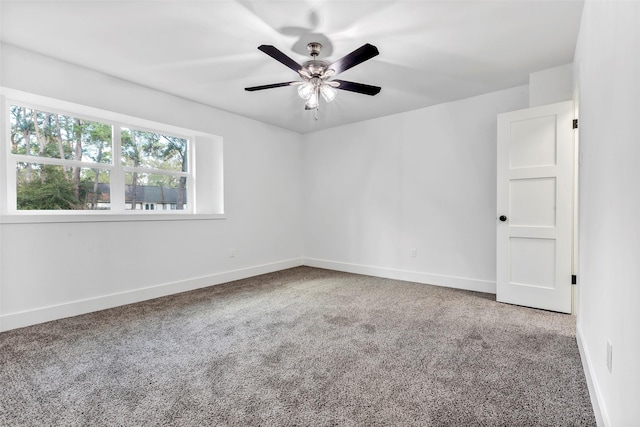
[121,128,188,211]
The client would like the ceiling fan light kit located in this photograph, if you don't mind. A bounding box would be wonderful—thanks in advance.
[245,41,381,119]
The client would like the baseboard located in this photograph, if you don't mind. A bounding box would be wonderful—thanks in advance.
[303,258,496,294]
[576,324,609,426]
[1,258,494,331]
[0,258,304,332]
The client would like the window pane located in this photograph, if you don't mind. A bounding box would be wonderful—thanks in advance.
[121,128,188,172]
[16,163,110,210]
[124,172,187,211]
[10,105,112,163]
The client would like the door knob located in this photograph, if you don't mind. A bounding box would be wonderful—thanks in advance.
[499,215,508,222]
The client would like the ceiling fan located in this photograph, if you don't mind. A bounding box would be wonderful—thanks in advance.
[245,42,381,113]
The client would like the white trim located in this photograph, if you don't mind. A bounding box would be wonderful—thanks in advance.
[577,324,609,426]
[303,258,496,294]
[0,258,304,332]
[121,166,188,177]
[1,87,223,217]
[0,212,226,224]
[10,154,115,170]
[0,87,212,139]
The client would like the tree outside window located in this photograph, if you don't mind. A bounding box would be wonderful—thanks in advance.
[9,105,190,212]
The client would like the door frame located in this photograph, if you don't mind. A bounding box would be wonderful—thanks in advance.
[571,81,580,316]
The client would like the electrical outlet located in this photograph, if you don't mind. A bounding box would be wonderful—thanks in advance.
[230,248,236,258]
[410,248,417,258]
[606,341,613,373]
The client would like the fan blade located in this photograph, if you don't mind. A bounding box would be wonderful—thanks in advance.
[258,45,303,73]
[328,43,379,76]
[332,79,381,96]
[245,82,297,91]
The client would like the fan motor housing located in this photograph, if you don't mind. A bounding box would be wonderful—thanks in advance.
[303,60,328,77]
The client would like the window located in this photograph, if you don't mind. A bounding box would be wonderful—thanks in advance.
[1,89,224,221]
[10,106,116,211]
[121,128,188,212]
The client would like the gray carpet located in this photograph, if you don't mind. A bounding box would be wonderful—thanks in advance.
[0,267,595,426]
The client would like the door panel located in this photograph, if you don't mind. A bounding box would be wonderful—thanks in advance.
[509,115,558,168]
[509,177,556,227]
[510,237,556,289]
[497,101,573,313]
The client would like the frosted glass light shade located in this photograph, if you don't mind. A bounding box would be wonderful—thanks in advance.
[298,82,314,100]
[305,91,319,109]
[320,85,337,102]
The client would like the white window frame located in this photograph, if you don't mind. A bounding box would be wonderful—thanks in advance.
[0,88,225,223]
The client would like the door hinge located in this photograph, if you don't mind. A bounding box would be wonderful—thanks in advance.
[572,275,577,285]
[573,119,578,129]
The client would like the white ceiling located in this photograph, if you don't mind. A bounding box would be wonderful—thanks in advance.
[0,0,584,134]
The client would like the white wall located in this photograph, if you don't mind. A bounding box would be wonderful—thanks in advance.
[573,1,640,425]
[0,44,304,330]
[529,63,573,107]
[3,12,635,422]
[302,86,528,293]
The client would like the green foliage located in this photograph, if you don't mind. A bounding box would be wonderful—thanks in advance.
[17,165,83,210]
[10,106,112,163]
[121,128,187,172]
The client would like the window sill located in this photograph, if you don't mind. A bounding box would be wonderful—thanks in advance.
[0,212,226,224]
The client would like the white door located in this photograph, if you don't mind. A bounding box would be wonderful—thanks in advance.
[496,101,574,313]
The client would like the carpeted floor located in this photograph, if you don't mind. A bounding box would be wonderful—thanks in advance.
[0,267,595,426]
